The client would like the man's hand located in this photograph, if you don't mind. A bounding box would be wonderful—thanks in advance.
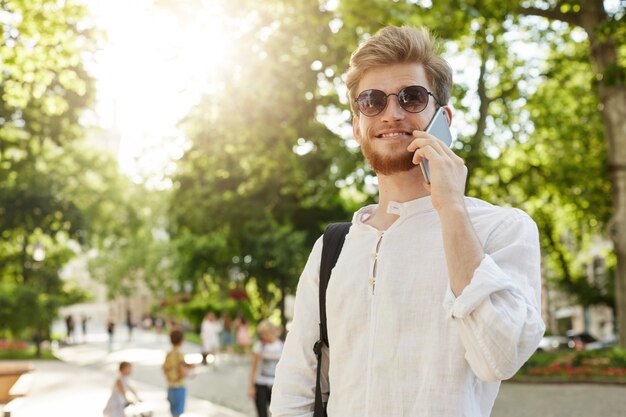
[407,130,467,212]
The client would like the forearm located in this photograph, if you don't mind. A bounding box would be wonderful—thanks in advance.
[249,355,258,386]
[438,203,484,295]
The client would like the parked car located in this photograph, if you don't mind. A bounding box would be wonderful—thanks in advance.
[584,334,617,351]
[536,335,571,352]
[566,331,598,350]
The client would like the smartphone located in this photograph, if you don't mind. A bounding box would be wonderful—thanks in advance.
[419,107,453,183]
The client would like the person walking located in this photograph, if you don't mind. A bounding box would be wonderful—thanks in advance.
[219,312,234,354]
[126,308,134,342]
[200,312,221,365]
[163,329,194,417]
[81,314,89,343]
[248,320,283,417]
[107,317,115,350]
[65,314,75,344]
[270,25,544,417]
[235,315,252,354]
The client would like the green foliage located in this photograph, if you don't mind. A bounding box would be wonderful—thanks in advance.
[608,348,626,368]
[519,348,626,380]
[168,0,357,323]
[88,185,173,298]
[0,0,131,345]
[0,346,58,360]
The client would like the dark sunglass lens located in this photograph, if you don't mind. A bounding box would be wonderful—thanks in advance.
[398,86,429,113]
[357,89,387,116]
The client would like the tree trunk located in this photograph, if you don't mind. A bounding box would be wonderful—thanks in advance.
[579,0,626,347]
[278,276,287,334]
[603,89,626,347]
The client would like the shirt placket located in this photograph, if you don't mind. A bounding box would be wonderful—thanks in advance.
[365,229,384,417]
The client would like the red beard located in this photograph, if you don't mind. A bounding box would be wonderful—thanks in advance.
[360,135,416,175]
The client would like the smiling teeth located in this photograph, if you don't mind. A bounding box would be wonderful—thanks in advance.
[381,132,405,138]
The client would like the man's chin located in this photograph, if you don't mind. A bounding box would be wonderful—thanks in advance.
[367,156,416,176]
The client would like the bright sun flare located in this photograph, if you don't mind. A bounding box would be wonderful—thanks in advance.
[84,0,235,186]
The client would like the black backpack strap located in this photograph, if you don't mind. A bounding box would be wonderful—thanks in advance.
[313,222,351,417]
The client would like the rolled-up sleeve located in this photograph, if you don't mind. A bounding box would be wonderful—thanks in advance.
[270,237,323,417]
[442,210,545,382]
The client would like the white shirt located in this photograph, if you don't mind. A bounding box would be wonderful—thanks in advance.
[270,196,544,417]
[253,339,284,386]
[103,376,128,417]
[201,319,222,351]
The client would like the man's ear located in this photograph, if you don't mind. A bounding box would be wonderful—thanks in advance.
[352,113,362,145]
[443,106,453,126]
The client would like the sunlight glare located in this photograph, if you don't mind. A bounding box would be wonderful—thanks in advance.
[83,0,237,185]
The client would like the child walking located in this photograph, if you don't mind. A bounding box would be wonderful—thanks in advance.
[163,329,194,417]
[103,361,140,417]
[248,320,284,417]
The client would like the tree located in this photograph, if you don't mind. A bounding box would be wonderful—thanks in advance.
[513,0,626,348]
[168,0,359,324]
[0,0,133,353]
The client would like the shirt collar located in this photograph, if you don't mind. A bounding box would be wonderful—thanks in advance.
[353,196,434,225]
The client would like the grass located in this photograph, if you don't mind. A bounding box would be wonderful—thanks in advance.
[184,331,201,345]
[0,345,58,360]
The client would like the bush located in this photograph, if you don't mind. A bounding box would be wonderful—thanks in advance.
[517,347,626,380]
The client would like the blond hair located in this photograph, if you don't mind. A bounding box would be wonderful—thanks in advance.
[345,26,453,114]
[257,319,280,336]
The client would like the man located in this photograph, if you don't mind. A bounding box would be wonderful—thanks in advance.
[270,26,544,417]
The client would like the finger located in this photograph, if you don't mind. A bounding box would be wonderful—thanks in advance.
[407,134,446,153]
[407,138,446,158]
[408,136,461,163]
[411,145,441,166]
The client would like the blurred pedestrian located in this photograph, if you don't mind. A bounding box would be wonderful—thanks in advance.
[103,361,141,417]
[219,312,234,354]
[235,315,252,354]
[65,314,75,344]
[163,329,194,417]
[248,320,283,417]
[200,312,221,365]
[81,314,89,342]
[154,316,165,342]
[126,308,134,342]
[107,317,115,350]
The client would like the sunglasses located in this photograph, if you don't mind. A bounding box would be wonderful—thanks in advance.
[355,85,442,117]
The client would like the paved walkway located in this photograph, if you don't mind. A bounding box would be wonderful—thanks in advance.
[493,381,626,417]
[6,325,254,417]
[4,324,626,417]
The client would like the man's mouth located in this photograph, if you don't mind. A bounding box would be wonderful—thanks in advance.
[376,130,413,139]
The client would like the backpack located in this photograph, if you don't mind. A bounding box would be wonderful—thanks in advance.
[313,222,351,417]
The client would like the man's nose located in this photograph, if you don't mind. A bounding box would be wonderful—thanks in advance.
[381,95,405,122]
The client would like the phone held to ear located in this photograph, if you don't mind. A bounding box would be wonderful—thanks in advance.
[419,107,453,184]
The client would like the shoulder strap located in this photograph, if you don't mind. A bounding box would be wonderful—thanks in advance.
[319,222,351,347]
[313,222,351,417]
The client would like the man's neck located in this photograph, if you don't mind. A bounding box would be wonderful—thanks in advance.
[366,167,430,230]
